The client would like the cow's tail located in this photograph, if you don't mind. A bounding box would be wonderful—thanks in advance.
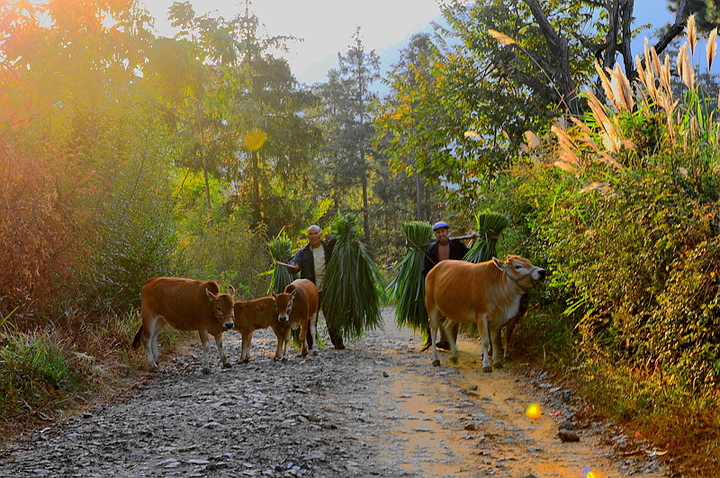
[132,326,143,349]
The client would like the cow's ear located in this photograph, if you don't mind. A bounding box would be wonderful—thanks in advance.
[228,285,235,297]
[492,257,505,270]
[206,288,218,301]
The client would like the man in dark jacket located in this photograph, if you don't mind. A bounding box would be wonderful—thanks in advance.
[288,225,344,349]
[422,221,472,349]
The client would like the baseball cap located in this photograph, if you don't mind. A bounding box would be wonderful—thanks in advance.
[432,221,450,230]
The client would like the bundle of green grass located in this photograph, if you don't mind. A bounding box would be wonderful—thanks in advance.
[387,221,434,332]
[267,232,296,294]
[321,212,384,340]
[464,212,510,263]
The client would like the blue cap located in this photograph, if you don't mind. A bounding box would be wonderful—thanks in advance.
[432,221,450,230]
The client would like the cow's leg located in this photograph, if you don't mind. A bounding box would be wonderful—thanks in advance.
[477,313,493,373]
[502,316,520,361]
[281,328,292,361]
[444,318,460,364]
[214,333,231,369]
[240,331,253,363]
[428,308,441,367]
[308,313,318,351]
[490,326,503,369]
[271,324,285,361]
[299,323,309,356]
[198,329,212,374]
[145,316,165,370]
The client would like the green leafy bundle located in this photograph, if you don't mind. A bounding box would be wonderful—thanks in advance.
[387,221,434,331]
[464,212,509,263]
[267,233,296,294]
[321,213,384,339]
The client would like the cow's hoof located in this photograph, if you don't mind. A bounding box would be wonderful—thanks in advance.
[273,356,282,362]
[432,359,441,367]
[449,355,459,364]
[202,368,211,374]
[494,361,504,369]
[482,366,492,373]
[222,362,232,369]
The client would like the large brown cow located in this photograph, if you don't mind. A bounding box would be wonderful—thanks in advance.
[277,279,319,359]
[132,277,235,374]
[425,256,545,372]
[232,293,293,362]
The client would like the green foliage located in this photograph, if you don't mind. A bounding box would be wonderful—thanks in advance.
[0,325,97,422]
[387,221,434,330]
[464,212,510,263]
[321,213,385,339]
[176,208,270,300]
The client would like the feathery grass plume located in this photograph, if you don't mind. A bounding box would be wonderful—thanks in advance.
[688,14,698,56]
[594,62,617,107]
[585,88,623,153]
[321,212,384,339]
[660,53,672,95]
[708,28,718,71]
[267,232,296,294]
[488,29,516,46]
[464,212,509,264]
[678,44,695,90]
[524,130,542,150]
[608,63,635,112]
[387,221,434,331]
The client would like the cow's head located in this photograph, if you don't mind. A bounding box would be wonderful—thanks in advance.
[274,290,295,322]
[207,285,236,330]
[493,255,546,290]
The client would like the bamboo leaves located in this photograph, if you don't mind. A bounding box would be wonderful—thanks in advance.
[321,213,384,339]
[267,232,296,294]
[387,221,435,331]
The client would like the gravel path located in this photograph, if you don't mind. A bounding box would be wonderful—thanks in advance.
[0,307,669,477]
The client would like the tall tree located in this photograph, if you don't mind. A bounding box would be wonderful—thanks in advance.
[315,28,380,242]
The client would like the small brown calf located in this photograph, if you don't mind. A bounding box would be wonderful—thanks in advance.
[232,294,293,362]
[277,279,319,358]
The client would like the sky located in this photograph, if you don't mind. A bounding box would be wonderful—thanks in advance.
[140,0,442,85]
[138,0,679,86]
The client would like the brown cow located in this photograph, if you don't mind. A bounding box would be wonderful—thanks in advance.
[232,293,293,362]
[132,277,235,374]
[425,256,545,372]
[277,279,319,359]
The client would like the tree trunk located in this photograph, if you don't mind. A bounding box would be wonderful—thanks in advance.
[522,0,581,116]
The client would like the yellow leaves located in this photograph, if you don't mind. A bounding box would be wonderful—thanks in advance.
[487,29,516,46]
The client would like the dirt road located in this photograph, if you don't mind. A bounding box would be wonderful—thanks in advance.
[0,307,668,477]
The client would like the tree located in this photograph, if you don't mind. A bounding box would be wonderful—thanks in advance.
[314,28,380,242]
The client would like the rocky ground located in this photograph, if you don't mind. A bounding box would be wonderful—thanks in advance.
[0,307,671,477]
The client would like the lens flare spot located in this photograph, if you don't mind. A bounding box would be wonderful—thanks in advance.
[583,469,604,478]
[525,402,541,419]
[245,129,266,151]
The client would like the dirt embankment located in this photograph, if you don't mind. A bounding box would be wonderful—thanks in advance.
[0,307,669,477]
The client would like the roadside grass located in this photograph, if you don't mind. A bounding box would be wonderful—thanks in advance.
[511,310,720,478]
[0,308,183,442]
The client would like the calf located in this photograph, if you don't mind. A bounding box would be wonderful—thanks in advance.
[425,256,545,372]
[277,279,319,359]
[232,293,293,362]
[132,277,235,374]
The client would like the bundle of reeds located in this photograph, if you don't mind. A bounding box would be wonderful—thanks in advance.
[387,221,434,331]
[267,232,296,294]
[464,212,510,263]
[321,213,384,339]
